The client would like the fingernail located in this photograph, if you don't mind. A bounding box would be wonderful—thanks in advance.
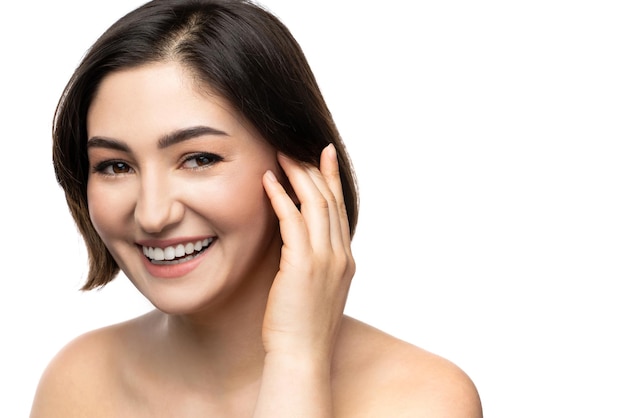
[265,170,278,182]
[327,143,337,158]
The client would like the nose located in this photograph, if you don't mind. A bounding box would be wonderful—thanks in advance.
[134,173,184,234]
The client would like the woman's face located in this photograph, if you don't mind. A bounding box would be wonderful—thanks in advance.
[86,62,282,314]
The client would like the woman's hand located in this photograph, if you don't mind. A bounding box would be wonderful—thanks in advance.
[262,143,355,360]
[255,144,355,417]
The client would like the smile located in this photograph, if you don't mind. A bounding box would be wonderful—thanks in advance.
[142,238,214,265]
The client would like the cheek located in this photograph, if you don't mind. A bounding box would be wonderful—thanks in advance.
[189,170,276,230]
[86,181,132,241]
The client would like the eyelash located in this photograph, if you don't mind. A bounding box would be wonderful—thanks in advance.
[91,153,223,176]
[180,152,223,169]
[92,160,134,176]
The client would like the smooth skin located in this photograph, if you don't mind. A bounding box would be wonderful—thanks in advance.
[31,62,482,417]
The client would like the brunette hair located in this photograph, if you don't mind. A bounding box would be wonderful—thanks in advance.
[53,0,359,290]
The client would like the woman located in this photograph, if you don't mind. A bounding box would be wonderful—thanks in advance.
[31,0,482,416]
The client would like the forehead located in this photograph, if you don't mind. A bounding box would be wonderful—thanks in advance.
[86,62,246,139]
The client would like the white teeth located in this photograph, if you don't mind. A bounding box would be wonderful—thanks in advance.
[142,238,213,263]
[164,247,176,261]
[153,248,165,261]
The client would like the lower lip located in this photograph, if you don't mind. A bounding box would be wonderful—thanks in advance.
[141,244,212,279]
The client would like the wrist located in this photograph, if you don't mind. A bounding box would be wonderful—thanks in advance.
[263,349,332,378]
[254,350,334,418]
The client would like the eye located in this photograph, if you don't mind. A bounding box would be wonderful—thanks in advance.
[92,160,134,176]
[181,153,223,169]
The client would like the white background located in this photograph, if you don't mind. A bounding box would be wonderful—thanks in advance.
[1,1,625,416]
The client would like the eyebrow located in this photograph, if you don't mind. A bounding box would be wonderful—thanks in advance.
[158,125,228,148]
[87,125,229,151]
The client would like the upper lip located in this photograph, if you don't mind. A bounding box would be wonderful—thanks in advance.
[136,236,215,248]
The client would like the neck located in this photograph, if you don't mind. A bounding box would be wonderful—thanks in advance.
[152,250,278,394]
[132,226,284,404]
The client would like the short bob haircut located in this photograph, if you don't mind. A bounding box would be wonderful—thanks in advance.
[53,0,359,290]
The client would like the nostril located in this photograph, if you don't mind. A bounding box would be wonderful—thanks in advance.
[134,195,185,234]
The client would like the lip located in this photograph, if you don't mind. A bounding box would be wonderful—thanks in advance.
[137,236,215,279]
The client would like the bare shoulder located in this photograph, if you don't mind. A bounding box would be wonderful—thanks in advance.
[30,312,155,418]
[333,316,483,418]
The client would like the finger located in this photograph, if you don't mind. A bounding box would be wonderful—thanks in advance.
[319,144,352,247]
[277,153,332,250]
[300,157,344,252]
[262,169,310,252]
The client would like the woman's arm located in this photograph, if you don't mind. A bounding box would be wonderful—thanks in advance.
[256,144,354,417]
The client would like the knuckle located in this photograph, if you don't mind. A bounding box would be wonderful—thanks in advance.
[326,193,337,207]
[337,200,348,216]
[313,195,329,209]
[334,251,356,279]
[345,257,356,277]
[285,211,303,224]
